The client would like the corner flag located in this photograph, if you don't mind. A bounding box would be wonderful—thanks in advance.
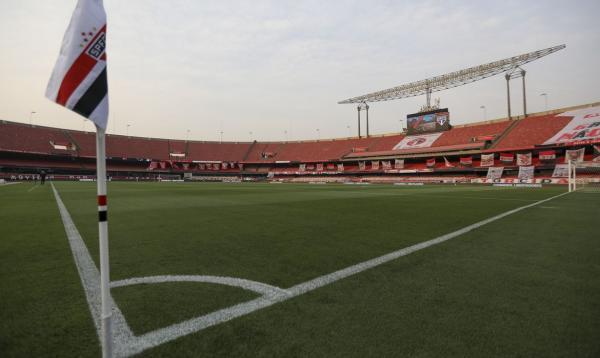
[46,1,113,357]
[46,0,108,130]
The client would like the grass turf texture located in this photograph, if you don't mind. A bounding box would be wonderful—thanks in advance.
[1,182,598,357]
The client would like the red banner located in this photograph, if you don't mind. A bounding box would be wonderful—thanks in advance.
[500,153,514,163]
[539,150,556,161]
[460,156,472,166]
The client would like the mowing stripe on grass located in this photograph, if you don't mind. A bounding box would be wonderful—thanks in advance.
[51,183,569,357]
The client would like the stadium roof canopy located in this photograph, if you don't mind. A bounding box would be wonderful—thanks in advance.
[338,44,566,104]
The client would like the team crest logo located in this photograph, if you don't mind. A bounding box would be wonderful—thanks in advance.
[87,32,106,59]
[406,137,426,146]
[436,115,447,126]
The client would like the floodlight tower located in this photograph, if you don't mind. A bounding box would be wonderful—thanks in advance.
[505,66,527,120]
[338,44,566,124]
[356,102,370,138]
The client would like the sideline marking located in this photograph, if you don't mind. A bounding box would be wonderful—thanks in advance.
[51,183,569,357]
[51,184,134,357]
[0,182,21,187]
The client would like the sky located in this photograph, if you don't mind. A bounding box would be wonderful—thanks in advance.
[1,0,599,142]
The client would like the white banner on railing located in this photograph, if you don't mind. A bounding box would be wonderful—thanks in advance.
[564,148,585,163]
[518,165,535,180]
[552,164,569,177]
[486,167,504,180]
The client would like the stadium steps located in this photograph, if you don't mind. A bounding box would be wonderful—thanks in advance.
[242,141,258,161]
[366,136,383,152]
[488,119,520,149]
[272,142,287,158]
[61,129,81,156]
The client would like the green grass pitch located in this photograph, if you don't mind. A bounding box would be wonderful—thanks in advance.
[1,182,599,357]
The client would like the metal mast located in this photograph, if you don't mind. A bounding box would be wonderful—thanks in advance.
[338,45,566,115]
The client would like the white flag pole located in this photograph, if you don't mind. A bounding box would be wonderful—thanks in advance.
[95,125,112,358]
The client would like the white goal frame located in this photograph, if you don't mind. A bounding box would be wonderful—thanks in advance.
[568,160,600,192]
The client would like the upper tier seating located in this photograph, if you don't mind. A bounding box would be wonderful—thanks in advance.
[106,136,170,160]
[243,135,398,162]
[187,141,252,161]
[432,121,511,147]
[493,114,573,150]
[0,121,73,155]
[168,140,187,155]
[67,131,96,157]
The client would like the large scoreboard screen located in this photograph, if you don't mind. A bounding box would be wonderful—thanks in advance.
[406,108,450,135]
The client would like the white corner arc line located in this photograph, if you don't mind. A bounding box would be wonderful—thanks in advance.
[51,182,570,357]
[111,275,291,300]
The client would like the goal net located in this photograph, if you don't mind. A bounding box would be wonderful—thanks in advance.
[568,161,600,192]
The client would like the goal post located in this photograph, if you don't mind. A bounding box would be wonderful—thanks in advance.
[569,160,600,192]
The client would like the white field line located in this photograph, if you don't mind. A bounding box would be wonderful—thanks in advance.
[27,184,40,192]
[0,181,21,187]
[111,275,291,300]
[51,183,569,357]
[51,184,135,357]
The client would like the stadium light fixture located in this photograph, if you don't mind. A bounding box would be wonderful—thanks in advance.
[338,44,566,108]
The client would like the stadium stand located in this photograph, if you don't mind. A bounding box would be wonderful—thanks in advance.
[492,114,573,150]
[1,102,599,184]
[0,121,75,155]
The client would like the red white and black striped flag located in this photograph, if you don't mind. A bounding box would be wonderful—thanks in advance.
[46,2,113,356]
[46,0,108,129]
